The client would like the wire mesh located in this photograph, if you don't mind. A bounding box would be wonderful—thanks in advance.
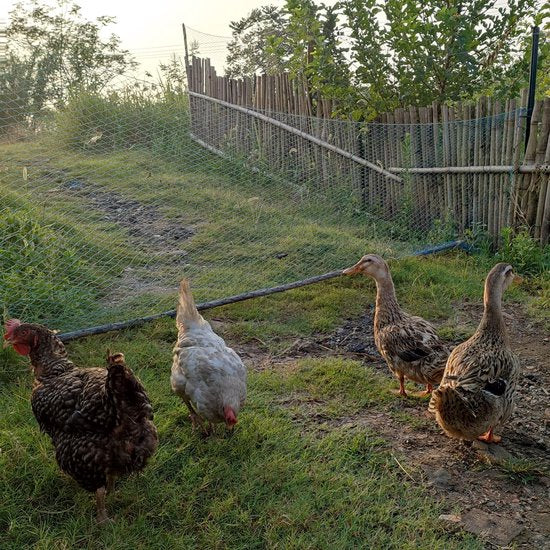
[0,77,522,332]
[185,26,231,73]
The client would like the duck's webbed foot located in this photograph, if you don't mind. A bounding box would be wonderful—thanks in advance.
[391,373,408,397]
[478,427,502,444]
[415,383,434,397]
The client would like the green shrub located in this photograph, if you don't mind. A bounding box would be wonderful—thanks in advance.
[496,227,550,276]
[55,86,191,160]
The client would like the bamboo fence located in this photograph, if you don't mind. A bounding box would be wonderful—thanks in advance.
[187,57,550,244]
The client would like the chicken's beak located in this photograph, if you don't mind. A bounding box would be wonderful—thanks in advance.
[342,262,363,276]
[513,274,523,285]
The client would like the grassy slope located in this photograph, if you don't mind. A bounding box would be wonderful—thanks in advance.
[2,137,546,332]
[0,138,411,331]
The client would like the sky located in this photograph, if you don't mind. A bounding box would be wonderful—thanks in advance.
[1,0,338,78]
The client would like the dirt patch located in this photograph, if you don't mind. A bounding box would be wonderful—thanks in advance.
[320,307,381,359]
[59,178,195,251]
[239,302,549,549]
[42,174,196,305]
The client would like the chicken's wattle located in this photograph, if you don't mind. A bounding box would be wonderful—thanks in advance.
[13,343,31,356]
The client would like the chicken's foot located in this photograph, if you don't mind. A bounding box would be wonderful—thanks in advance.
[184,400,210,433]
[106,474,116,494]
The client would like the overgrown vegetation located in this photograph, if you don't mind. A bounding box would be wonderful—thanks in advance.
[226,0,549,119]
[496,227,550,276]
[56,89,189,155]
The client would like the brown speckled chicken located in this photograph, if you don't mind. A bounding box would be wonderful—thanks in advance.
[429,263,521,443]
[343,254,449,397]
[3,320,158,523]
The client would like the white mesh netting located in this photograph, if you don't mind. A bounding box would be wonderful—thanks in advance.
[0,58,529,332]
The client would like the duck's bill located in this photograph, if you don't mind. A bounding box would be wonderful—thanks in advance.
[342,263,362,275]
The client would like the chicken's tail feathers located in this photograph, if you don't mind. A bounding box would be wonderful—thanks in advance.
[106,353,154,421]
[176,278,202,328]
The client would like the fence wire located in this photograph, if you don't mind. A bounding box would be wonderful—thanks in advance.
[0,83,525,332]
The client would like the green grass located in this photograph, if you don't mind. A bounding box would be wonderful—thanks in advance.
[0,135,411,331]
[496,458,549,484]
[0,331,482,549]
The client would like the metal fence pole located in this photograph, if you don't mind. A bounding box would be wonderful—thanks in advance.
[525,25,540,151]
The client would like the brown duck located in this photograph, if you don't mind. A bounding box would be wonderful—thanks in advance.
[429,263,521,443]
[343,254,449,396]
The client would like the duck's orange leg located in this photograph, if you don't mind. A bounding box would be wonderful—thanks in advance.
[398,373,407,397]
[390,373,408,397]
[415,383,434,397]
[478,427,502,444]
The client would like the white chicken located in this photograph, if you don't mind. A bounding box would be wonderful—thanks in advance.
[171,279,247,433]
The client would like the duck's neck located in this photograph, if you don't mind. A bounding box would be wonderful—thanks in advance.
[478,281,507,340]
[373,273,402,327]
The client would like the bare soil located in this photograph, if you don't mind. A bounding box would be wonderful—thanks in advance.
[57,176,195,304]
[60,177,195,251]
[233,304,550,549]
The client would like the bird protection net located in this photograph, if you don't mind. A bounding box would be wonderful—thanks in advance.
[0,72,521,332]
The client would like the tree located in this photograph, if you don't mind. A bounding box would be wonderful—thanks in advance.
[341,0,540,116]
[269,0,352,112]
[226,1,352,113]
[4,0,136,114]
[226,5,290,78]
[224,0,544,120]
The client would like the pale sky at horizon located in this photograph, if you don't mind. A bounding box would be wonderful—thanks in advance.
[1,0,339,78]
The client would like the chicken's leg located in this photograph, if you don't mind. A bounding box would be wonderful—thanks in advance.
[106,474,116,494]
[184,400,208,433]
[95,487,110,524]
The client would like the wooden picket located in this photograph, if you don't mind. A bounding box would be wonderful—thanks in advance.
[187,57,550,244]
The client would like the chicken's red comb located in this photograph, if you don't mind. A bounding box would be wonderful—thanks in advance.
[4,319,22,339]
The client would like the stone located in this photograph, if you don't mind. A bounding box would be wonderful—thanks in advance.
[472,440,513,463]
[439,514,461,524]
[461,508,523,546]
[428,468,455,490]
